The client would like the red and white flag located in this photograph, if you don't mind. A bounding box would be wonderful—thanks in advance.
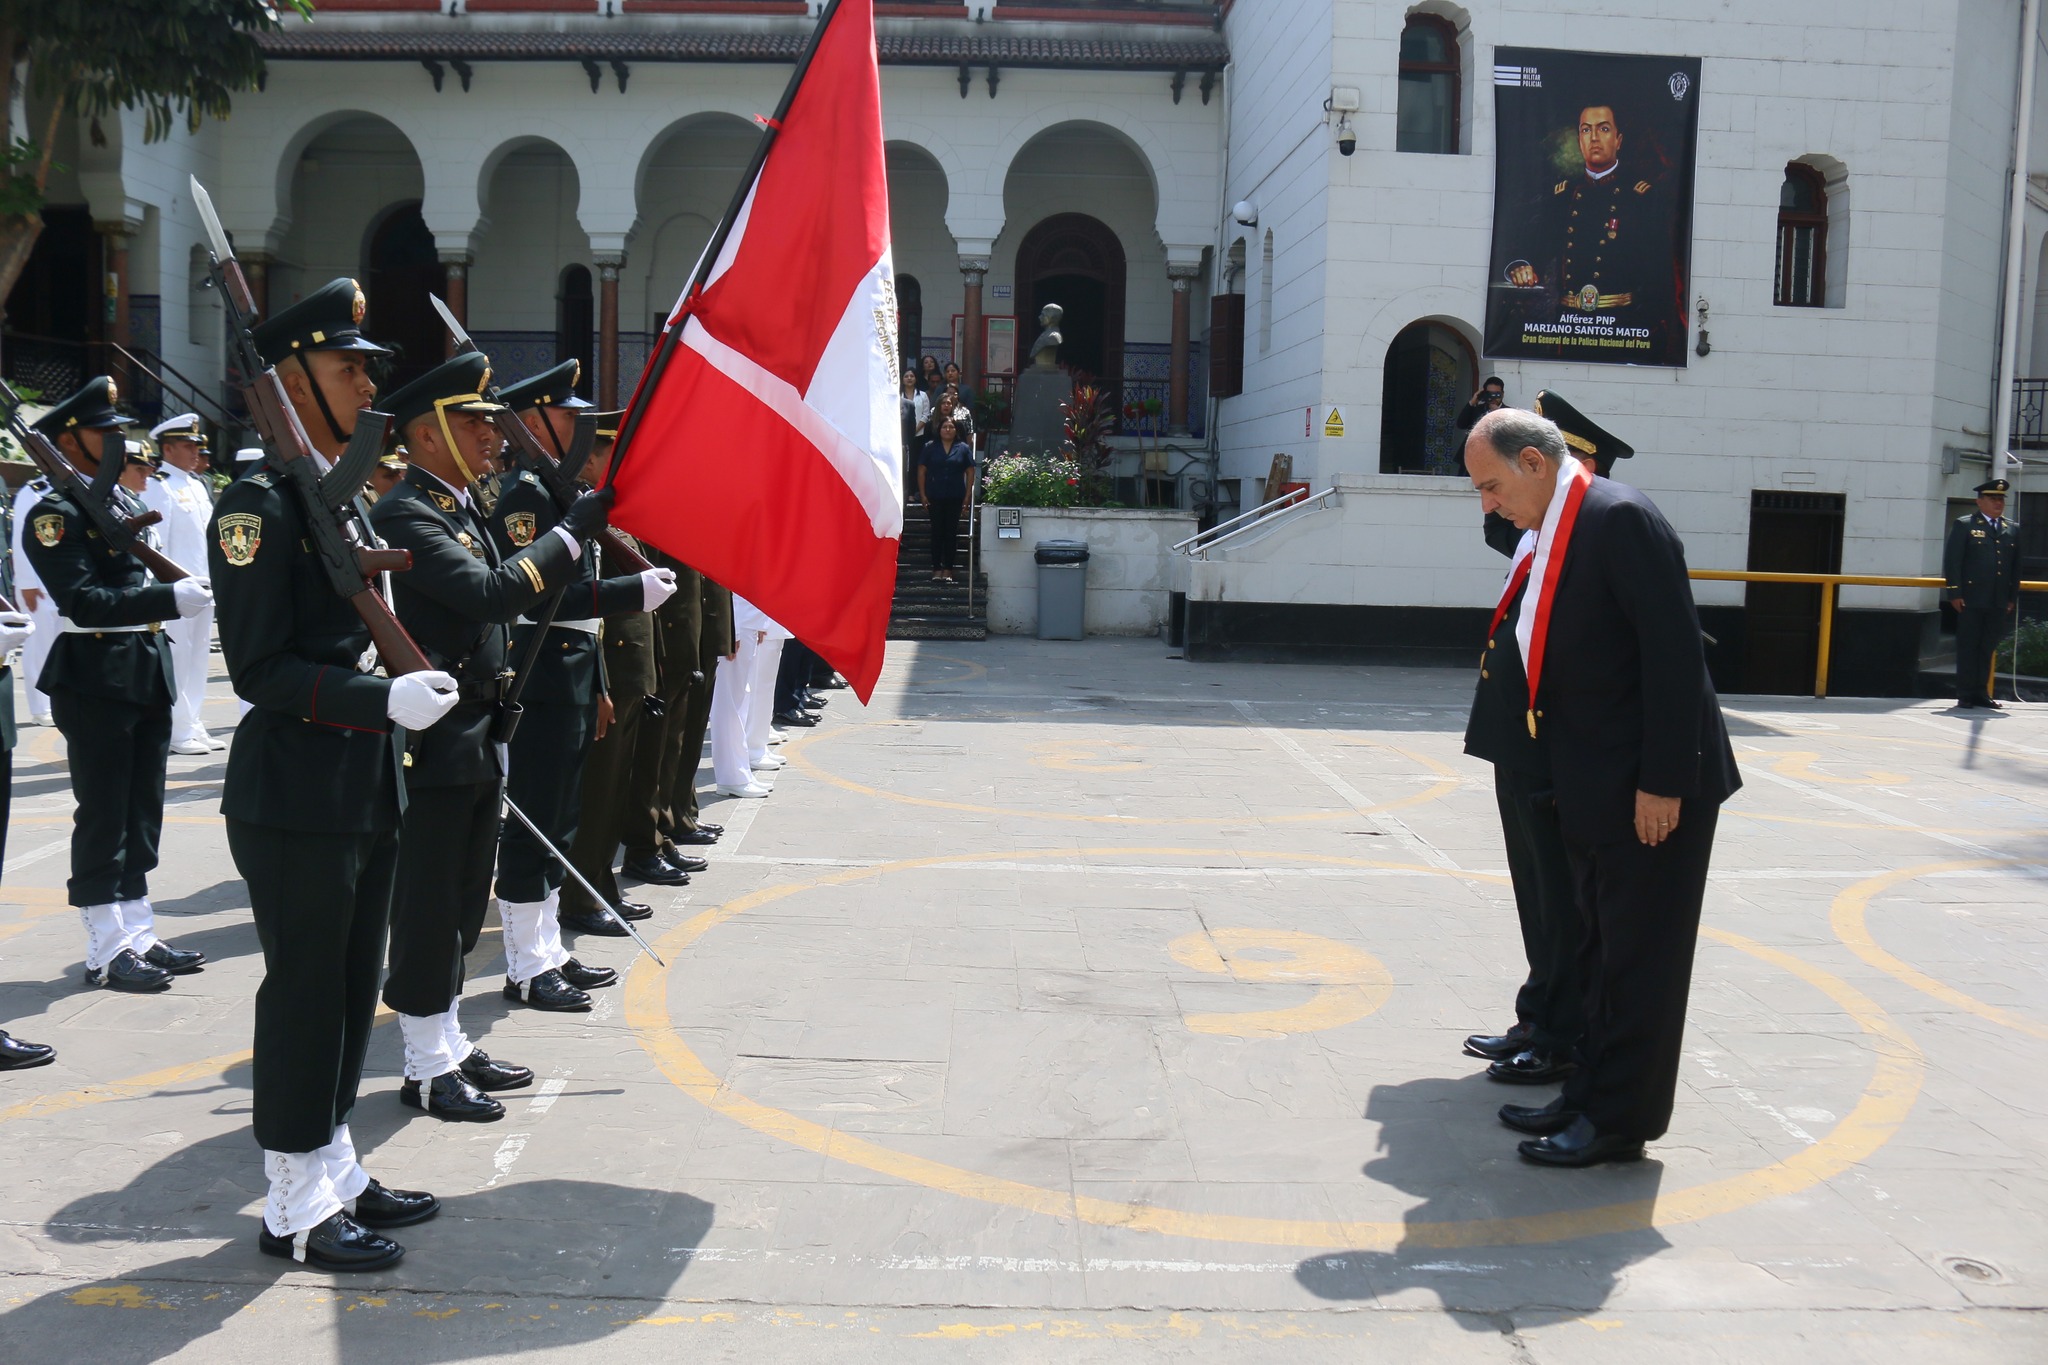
[610,0,902,699]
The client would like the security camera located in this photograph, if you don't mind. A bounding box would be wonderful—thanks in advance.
[1232,200,1258,227]
[1336,114,1356,157]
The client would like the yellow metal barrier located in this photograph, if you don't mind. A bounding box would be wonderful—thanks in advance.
[1688,569,2048,700]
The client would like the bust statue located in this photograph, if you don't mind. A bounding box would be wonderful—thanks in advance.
[1027,303,1063,370]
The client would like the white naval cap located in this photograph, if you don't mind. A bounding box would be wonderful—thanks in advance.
[235,446,265,465]
[148,413,205,443]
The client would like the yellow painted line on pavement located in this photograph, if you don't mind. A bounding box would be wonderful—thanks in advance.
[627,849,1923,1251]
[1831,859,2048,1041]
[1168,927,1393,1038]
[0,1049,253,1124]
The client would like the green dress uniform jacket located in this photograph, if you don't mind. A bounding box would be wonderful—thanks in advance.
[208,469,402,833]
[1942,510,2022,612]
[367,466,575,786]
[483,470,644,705]
[21,486,177,704]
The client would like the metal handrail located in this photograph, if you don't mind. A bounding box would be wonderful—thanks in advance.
[1171,486,1309,552]
[1688,568,2048,699]
[1174,486,1336,558]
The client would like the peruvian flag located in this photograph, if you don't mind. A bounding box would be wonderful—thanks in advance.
[609,0,902,700]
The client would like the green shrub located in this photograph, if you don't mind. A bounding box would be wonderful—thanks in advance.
[982,452,1084,507]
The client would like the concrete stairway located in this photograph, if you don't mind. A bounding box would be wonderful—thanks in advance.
[889,505,987,641]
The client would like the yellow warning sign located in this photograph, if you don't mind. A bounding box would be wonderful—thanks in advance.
[1323,407,1345,437]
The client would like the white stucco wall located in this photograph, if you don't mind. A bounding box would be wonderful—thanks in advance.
[981,507,1198,637]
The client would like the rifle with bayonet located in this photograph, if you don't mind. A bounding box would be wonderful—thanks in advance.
[0,377,192,583]
[189,175,433,677]
[427,294,654,574]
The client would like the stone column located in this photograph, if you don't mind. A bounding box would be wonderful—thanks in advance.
[95,222,132,386]
[439,252,472,358]
[1166,261,1201,436]
[596,252,624,409]
[959,256,988,392]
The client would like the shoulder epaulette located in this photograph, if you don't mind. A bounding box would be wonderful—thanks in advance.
[1634,180,1652,194]
[246,471,275,489]
[1554,181,1568,195]
[27,478,49,492]
[518,471,541,487]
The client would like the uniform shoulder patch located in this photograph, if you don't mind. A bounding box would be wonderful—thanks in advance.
[504,510,538,547]
[246,471,275,489]
[1634,180,1652,194]
[31,512,64,547]
[519,471,541,487]
[217,512,264,566]
[430,489,459,513]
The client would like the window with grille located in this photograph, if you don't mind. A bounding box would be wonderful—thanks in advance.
[1396,15,1460,155]
[1775,162,1828,307]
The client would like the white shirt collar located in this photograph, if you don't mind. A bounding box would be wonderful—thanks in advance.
[1586,161,1620,181]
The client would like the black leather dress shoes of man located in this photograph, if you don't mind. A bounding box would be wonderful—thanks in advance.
[622,852,689,885]
[673,827,720,846]
[459,1049,533,1092]
[561,907,630,936]
[86,948,172,993]
[799,693,826,711]
[696,821,725,837]
[502,968,592,1012]
[661,846,709,875]
[617,899,655,921]
[1486,1048,1578,1085]
[1517,1115,1645,1168]
[773,708,819,728]
[1498,1094,1581,1136]
[0,1030,55,1070]
[399,1071,504,1122]
[350,1179,440,1229]
[1462,1021,1534,1061]
[143,942,207,974]
[560,958,618,990]
[259,1210,404,1271]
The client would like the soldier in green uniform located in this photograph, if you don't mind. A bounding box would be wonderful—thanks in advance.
[1943,477,2023,709]
[487,362,673,1009]
[369,351,614,1121]
[560,415,665,934]
[0,505,49,1068]
[1506,103,1683,356]
[213,280,453,1270]
[615,551,727,889]
[23,378,212,995]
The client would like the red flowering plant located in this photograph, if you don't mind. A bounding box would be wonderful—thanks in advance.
[1060,376,1119,503]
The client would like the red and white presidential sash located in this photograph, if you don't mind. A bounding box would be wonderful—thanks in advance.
[1511,457,1593,738]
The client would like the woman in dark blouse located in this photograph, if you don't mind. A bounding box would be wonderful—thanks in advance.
[918,417,973,583]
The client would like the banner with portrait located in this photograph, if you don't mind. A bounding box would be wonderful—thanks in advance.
[1483,48,1702,368]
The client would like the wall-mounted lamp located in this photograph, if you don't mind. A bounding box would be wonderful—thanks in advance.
[1695,297,1712,357]
[1232,200,1258,227]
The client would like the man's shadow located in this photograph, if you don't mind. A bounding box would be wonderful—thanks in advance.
[1297,1074,1668,1326]
[0,1095,713,1362]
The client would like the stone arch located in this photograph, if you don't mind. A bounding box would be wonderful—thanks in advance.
[1379,315,1480,475]
[268,109,428,249]
[1014,212,1127,399]
[471,136,590,356]
[886,140,957,365]
[630,112,763,339]
[986,112,1169,243]
[1787,152,1849,309]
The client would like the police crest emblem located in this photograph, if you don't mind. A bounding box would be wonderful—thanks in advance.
[505,511,537,547]
[1577,284,1601,312]
[430,489,459,513]
[218,513,263,566]
[31,513,63,547]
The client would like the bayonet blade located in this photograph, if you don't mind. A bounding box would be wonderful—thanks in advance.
[189,176,234,267]
[428,292,476,354]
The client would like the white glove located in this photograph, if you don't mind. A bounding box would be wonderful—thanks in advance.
[385,670,459,730]
[0,610,32,657]
[640,567,679,612]
[171,578,213,619]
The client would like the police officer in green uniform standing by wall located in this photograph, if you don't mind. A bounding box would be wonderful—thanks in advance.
[212,281,456,1270]
[23,378,212,995]
[369,350,615,1122]
[487,361,674,1010]
[1944,477,2024,709]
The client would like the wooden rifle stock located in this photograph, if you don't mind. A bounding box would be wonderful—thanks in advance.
[0,403,194,583]
[354,586,431,676]
[356,548,412,576]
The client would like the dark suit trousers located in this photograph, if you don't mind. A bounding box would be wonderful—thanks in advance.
[775,641,815,714]
[1560,802,1721,1142]
[1955,607,2007,703]
[50,690,170,906]
[563,693,643,915]
[1495,767,1584,1051]
[497,699,595,903]
[383,779,501,1017]
[230,820,397,1153]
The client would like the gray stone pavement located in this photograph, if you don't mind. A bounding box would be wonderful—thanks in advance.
[1,636,2044,1362]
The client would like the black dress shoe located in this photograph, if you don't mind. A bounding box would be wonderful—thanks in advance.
[143,941,207,974]
[259,1210,404,1271]
[350,1179,439,1229]
[1499,1095,1582,1135]
[1518,1115,1645,1168]
[502,968,592,1013]
[560,957,617,990]
[459,1049,533,1092]
[799,694,826,711]
[1983,698,2006,710]
[622,852,689,885]
[819,674,849,690]
[695,821,725,836]
[86,948,172,993]
[661,847,709,875]
[561,907,630,937]
[0,1030,55,1070]
[1462,1022,1534,1061]
[1487,1048,1578,1085]
[673,827,720,846]
[399,1071,504,1122]
[773,709,819,727]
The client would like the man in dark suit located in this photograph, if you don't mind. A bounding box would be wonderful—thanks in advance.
[487,362,672,1010]
[23,377,212,995]
[211,281,453,1270]
[1943,477,2022,709]
[1465,407,1740,1167]
[1462,392,1634,1087]
[368,351,613,1123]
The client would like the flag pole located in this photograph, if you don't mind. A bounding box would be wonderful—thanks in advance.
[604,0,852,488]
